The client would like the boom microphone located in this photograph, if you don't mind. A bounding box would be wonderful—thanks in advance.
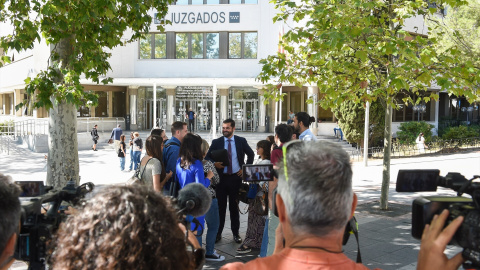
[177,183,212,217]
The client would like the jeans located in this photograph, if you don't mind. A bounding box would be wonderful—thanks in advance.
[259,215,269,257]
[132,151,141,170]
[334,128,343,141]
[119,157,125,171]
[129,148,134,170]
[204,198,219,255]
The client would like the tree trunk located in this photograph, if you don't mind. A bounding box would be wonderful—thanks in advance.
[380,104,392,209]
[46,100,79,188]
[46,36,79,188]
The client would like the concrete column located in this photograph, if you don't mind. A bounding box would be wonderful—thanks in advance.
[108,91,113,117]
[15,89,24,116]
[165,87,176,130]
[258,88,266,132]
[153,83,157,128]
[219,89,229,131]
[127,86,138,128]
[0,94,4,115]
[212,83,217,138]
[434,99,439,136]
[307,86,319,134]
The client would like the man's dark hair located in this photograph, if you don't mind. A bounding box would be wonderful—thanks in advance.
[275,124,293,144]
[288,125,300,140]
[0,175,21,255]
[295,112,315,127]
[179,133,203,169]
[171,121,187,136]
[223,118,235,128]
[150,128,164,137]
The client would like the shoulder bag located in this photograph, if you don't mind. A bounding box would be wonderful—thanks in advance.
[253,183,269,216]
[126,157,152,185]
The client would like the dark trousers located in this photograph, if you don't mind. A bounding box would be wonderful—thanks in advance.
[216,173,242,236]
[188,119,195,132]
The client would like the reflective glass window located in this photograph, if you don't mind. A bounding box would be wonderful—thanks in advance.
[206,33,219,59]
[229,33,241,59]
[192,33,204,58]
[139,35,152,59]
[176,0,188,4]
[229,0,241,3]
[206,0,220,3]
[176,33,189,59]
[154,34,166,59]
[244,32,257,59]
[244,0,257,3]
[192,0,203,4]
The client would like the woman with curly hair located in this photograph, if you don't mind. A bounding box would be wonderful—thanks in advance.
[237,139,272,254]
[51,185,197,270]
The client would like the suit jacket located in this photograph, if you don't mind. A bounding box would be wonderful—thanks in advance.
[206,135,255,175]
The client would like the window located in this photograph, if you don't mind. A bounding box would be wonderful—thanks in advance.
[176,33,189,59]
[139,35,152,59]
[206,33,219,59]
[154,34,166,59]
[175,33,219,59]
[139,34,166,59]
[229,33,242,58]
[175,0,254,4]
[229,32,257,59]
[230,0,257,3]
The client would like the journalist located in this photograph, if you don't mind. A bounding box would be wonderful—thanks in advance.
[221,141,464,270]
[0,174,21,270]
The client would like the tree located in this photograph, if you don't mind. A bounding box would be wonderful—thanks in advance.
[429,0,480,65]
[333,98,385,147]
[258,0,480,209]
[0,0,174,188]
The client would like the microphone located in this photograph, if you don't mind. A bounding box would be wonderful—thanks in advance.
[177,183,212,217]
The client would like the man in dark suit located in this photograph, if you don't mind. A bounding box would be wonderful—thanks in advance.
[206,119,255,244]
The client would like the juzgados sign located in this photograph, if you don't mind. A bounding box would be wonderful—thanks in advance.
[155,11,240,24]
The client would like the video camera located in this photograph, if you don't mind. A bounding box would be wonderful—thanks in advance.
[396,170,480,268]
[14,180,94,270]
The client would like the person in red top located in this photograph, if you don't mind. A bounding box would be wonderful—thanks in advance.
[222,140,464,270]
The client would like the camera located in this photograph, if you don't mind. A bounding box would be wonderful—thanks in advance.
[14,181,94,270]
[396,169,480,268]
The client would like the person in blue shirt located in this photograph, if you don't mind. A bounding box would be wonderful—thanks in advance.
[163,121,188,194]
[176,133,214,246]
[186,108,196,133]
[293,112,318,141]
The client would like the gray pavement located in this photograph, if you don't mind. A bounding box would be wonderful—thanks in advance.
[2,131,479,269]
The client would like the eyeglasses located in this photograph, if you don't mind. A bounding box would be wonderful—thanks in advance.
[281,140,304,182]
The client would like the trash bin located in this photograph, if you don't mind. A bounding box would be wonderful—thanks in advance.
[125,114,131,131]
[265,115,270,133]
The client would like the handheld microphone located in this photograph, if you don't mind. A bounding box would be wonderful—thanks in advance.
[177,183,212,217]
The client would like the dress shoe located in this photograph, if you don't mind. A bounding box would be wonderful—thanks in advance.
[233,234,242,244]
[215,234,222,243]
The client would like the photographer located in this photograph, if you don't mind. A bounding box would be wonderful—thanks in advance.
[0,174,21,270]
[51,185,199,270]
[221,141,464,270]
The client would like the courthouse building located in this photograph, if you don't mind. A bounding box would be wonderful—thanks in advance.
[0,1,478,136]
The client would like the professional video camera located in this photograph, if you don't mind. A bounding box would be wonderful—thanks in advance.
[14,180,95,270]
[396,169,480,268]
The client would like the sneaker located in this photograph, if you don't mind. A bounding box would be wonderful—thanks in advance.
[205,250,225,262]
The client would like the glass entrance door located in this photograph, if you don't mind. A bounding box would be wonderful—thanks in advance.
[228,100,258,131]
[144,99,166,129]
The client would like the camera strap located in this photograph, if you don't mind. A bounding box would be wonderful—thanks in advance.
[349,217,362,263]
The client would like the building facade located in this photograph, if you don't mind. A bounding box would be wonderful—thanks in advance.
[0,1,478,137]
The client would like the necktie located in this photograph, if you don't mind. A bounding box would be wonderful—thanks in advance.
[227,139,232,174]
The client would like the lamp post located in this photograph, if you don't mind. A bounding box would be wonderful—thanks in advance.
[413,104,426,121]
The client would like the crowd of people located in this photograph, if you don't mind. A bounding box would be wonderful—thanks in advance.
[0,112,467,270]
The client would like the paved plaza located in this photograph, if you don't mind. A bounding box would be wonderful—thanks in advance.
[1,131,479,270]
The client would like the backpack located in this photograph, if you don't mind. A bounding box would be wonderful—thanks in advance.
[164,141,181,197]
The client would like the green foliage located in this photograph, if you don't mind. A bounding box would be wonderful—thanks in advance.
[429,0,480,66]
[333,99,385,147]
[442,125,480,140]
[0,120,14,133]
[259,0,480,108]
[396,121,435,145]
[1,0,174,110]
